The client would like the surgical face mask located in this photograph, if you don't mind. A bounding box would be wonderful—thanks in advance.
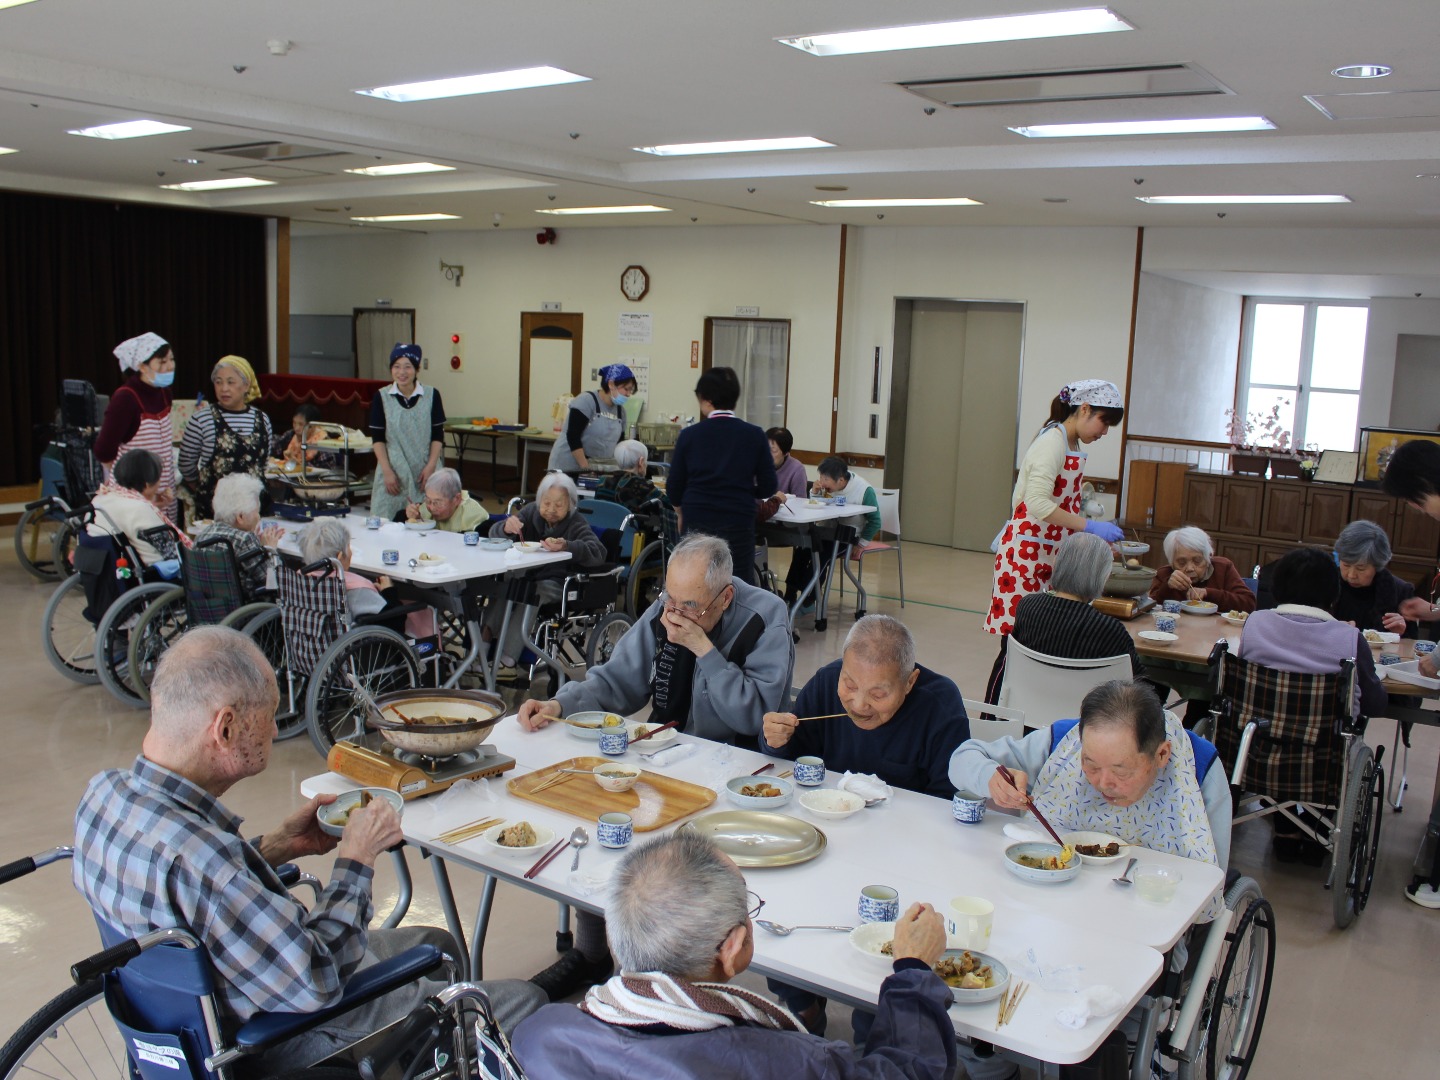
[151,370,175,388]
[612,393,629,407]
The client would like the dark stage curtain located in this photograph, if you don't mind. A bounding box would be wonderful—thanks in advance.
[0,191,268,486]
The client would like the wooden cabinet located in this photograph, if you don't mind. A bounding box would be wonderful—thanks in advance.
[1221,479,1264,535]
[1183,474,1224,532]
[1215,540,1259,576]
[1303,486,1351,545]
[1261,484,1306,540]
[1394,501,1440,558]
[1351,491,1395,530]
[1125,461,1192,528]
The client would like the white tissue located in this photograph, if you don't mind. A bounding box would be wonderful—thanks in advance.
[1054,986,1126,1029]
[643,743,696,766]
[405,777,495,833]
[1002,823,1047,844]
[566,869,611,899]
[837,772,893,802]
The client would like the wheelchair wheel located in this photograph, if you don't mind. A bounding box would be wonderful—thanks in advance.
[237,606,307,741]
[1331,740,1383,929]
[13,508,68,582]
[585,611,633,669]
[96,584,181,709]
[305,626,421,757]
[0,979,122,1080]
[626,539,665,616]
[41,575,100,684]
[126,589,191,703]
[1182,879,1275,1080]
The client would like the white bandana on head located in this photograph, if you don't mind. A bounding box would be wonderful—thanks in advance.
[1032,712,1222,921]
[1059,379,1123,409]
[114,332,168,373]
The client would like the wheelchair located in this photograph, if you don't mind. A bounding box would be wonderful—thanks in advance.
[1202,641,1383,929]
[14,379,104,582]
[500,565,634,689]
[614,497,678,616]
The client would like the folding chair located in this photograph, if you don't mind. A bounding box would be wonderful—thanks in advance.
[996,638,1134,728]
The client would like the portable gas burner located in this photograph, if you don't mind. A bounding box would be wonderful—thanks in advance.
[327,733,516,799]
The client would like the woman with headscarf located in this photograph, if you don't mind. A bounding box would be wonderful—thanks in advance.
[94,332,179,521]
[178,354,273,520]
[548,363,637,474]
[369,343,446,521]
[986,379,1125,637]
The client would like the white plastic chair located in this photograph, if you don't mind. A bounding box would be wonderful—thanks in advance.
[961,697,1027,743]
[836,488,905,616]
[996,638,1134,728]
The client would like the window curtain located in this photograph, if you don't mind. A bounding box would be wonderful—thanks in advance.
[0,191,268,487]
[355,310,417,381]
[710,319,789,429]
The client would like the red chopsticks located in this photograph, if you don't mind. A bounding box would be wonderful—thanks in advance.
[524,836,570,880]
[631,719,681,744]
[750,763,775,776]
[995,764,1068,849]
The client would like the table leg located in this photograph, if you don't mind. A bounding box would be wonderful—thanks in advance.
[467,874,498,980]
[489,435,500,501]
[430,856,470,980]
[443,618,486,690]
[840,549,867,614]
[381,848,414,929]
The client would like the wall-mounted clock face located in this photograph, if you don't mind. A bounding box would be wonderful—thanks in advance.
[621,264,650,302]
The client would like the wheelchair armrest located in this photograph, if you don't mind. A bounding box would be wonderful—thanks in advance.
[232,944,447,1052]
[275,863,301,887]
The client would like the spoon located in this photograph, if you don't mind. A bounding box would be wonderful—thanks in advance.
[568,826,589,871]
[756,920,854,937]
[1113,857,1138,886]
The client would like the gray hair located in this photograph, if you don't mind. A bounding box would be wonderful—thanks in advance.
[150,626,278,735]
[211,473,263,527]
[843,614,916,674]
[299,517,350,563]
[1049,531,1114,601]
[1079,680,1167,756]
[608,834,748,979]
[669,533,733,593]
[1163,526,1214,565]
[613,439,648,471]
[1334,519,1392,570]
[425,467,462,499]
[536,471,579,512]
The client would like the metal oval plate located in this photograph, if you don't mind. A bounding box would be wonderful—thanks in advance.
[679,810,827,868]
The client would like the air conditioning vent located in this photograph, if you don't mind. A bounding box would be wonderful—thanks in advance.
[899,63,1231,109]
[196,140,347,161]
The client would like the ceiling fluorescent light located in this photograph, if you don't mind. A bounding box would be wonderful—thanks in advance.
[345,162,456,176]
[1010,116,1274,137]
[1136,194,1351,204]
[160,177,276,191]
[0,146,17,155]
[0,0,43,9]
[69,119,191,140]
[777,7,1132,56]
[536,205,671,215]
[350,213,460,222]
[1332,64,1391,79]
[810,197,982,207]
[634,136,832,156]
[357,66,588,102]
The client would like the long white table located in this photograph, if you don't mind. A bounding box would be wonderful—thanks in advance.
[279,514,570,690]
[303,717,1222,1069]
[761,501,874,629]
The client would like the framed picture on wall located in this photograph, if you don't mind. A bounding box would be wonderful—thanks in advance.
[1357,426,1440,486]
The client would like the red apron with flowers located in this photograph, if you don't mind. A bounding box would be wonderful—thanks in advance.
[105,388,178,523]
[985,438,1086,635]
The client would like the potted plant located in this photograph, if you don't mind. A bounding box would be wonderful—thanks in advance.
[1224,402,1294,477]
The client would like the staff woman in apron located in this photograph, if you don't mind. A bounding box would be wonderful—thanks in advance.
[178,355,273,520]
[547,363,637,474]
[95,332,179,521]
[369,343,446,520]
[986,379,1125,637]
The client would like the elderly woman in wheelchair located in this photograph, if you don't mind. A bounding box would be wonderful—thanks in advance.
[195,473,283,600]
[300,517,437,643]
[87,448,191,577]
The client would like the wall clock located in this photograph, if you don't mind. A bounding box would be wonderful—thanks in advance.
[621,264,650,302]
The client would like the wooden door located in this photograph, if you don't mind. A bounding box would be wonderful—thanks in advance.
[1221,479,1264,535]
[1302,486,1350,545]
[519,312,584,427]
[1394,499,1440,558]
[1154,462,1192,528]
[1350,491,1396,534]
[1261,483,1306,541]
[1185,475,1225,532]
[1216,540,1259,576]
[1125,460,1158,526]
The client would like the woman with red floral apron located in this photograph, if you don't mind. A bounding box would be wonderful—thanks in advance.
[985,380,1126,639]
[95,332,179,522]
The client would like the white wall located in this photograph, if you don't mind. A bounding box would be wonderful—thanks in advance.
[1143,227,1440,280]
[1128,272,1240,442]
[1362,298,1440,429]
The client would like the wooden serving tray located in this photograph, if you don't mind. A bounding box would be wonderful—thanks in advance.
[508,756,716,831]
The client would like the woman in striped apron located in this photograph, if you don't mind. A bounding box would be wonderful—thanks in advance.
[94,332,179,521]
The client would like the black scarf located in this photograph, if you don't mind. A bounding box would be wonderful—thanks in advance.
[649,608,767,731]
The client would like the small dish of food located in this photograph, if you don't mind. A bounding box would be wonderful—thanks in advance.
[478,537,513,551]
[414,553,446,568]
[316,788,403,837]
[1137,630,1178,646]
[593,763,642,792]
[1003,841,1082,883]
[480,821,556,858]
[513,540,544,553]
[1063,831,1130,865]
[564,711,630,740]
[630,721,678,748]
[798,788,865,820]
[807,497,836,506]
[1221,610,1249,626]
[1362,629,1400,648]
[1180,600,1218,616]
[725,775,794,809]
[404,520,438,532]
[1115,540,1150,559]
[934,949,1010,1004]
[848,921,898,965]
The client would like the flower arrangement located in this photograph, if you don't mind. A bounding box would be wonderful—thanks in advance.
[1299,457,1319,480]
[1224,401,1294,453]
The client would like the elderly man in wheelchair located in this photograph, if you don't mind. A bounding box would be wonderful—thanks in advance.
[72,626,545,1073]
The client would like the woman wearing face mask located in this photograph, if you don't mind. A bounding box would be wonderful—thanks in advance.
[547,363,638,474]
[178,354,273,520]
[95,332,180,521]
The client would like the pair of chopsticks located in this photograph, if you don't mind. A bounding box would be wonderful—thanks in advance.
[435,816,503,845]
[995,764,1069,850]
[524,835,571,880]
[795,712,848,722]
[996,980,1030,1028]
[529,769,576,795]
[631,719,680,744]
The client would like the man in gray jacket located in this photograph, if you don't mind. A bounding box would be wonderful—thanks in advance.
[516,533,794,744]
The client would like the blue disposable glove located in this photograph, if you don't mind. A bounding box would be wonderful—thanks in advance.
[1083,519,1124,543]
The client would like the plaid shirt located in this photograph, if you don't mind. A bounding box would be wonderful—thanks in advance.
[73,756,374,1022]
[195,521,271,599]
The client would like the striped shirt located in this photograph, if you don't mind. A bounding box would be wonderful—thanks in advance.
[1012,592,1141,672]
[74,756,374,1023]
[178,406,274,483]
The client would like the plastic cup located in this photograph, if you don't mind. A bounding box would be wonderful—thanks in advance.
[1135,865,1182,904]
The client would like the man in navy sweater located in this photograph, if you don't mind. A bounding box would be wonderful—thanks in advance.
[666,366,777,586]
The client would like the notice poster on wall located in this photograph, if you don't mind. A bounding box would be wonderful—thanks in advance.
[617,356,651,397]
[619,312,653,344]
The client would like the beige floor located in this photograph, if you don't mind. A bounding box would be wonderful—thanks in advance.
[3,531,1439,1078]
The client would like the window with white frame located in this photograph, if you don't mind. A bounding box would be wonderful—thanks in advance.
[1238,298,1369,452]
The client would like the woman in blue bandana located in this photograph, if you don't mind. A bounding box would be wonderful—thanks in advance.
[369,343,446,520]
[548,363,638,474]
